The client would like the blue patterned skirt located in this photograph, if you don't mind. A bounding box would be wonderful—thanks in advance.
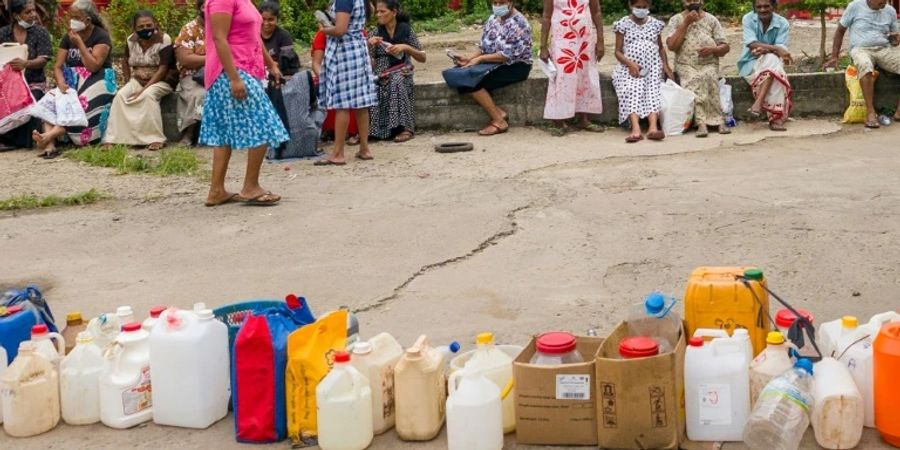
[199,70,289,150]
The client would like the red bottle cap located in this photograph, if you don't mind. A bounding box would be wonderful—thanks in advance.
[619,337,660,358]
[149,305,167,318]
[1,305,24,317]
[31,324,49,335]
[122,322,142,332]
[688,337,704,347]
[334,351,351,363]
[775,308,814,328]
[536,332,578,354]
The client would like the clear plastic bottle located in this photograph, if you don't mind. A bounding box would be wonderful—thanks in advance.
[627,292,681,354]
[530,332,584,365]
[743,358,815,450]
[436,341,461,373]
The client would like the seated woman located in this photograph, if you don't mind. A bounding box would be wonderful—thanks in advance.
[737,0,792,131]
[666,0,730,137]
[174,0,207,145]
[450,0,532,136]
[312,29,360,145]
[0,0,53,151]
[102,10,176,150]
[32,0,117,158]
[612,0,673,142]
[367,0,425,143]
[260,2,299,77]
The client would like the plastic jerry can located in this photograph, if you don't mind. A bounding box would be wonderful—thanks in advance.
[29,324,66,370]
[685,334,751,442]
[116,306,135,324]
[62,312,87,355]
[0,305,37,363]
[811,357,864,449]
[141,305,167,332]
[749,331,794,406]
[150,308,230,429]
[0,345,6,424]
[60,332,103,425]
[446,369,503,450]
[684,267,771,357]
[99,322,152,429]
[87,313,124,350]
[394,335,447,441]
[819,316,860,359]
[875,323,900,447]
[775,308,817,358]
[462,332,515,433]
[834,321,876,428]
[0,342,60,437]
[316,351,373,450]
[350,332,404,435]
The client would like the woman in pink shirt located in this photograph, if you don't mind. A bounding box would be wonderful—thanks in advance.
[199,0,289,206]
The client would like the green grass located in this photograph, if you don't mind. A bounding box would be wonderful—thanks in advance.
[64,145,204,177]
[0,189,107,211]
[415,12,491,34]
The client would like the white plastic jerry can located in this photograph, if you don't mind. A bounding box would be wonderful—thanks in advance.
[60,332,104,425]
[684,332,751,442]
[749,331,794,406]
[99,322,153,429]
[29,324,66,370]
[150,307,230,429]
[0,344,6,425]
[462,332,516,433]
[316,351,374,450]
[0,342,60,437]
[446,369,503,450]
[350,332,404,435]
[812,358,864,449]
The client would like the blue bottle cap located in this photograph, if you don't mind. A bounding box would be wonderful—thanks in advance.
[794,358,813,375]
[449,341,461,353]
[644,293,666,316]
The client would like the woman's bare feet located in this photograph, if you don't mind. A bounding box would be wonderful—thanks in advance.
[32,130,47,149]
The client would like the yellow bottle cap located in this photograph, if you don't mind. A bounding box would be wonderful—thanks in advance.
[767,331,785,345]
[476,332,494,345]
[66,312,83,323]
[842,316,858,328]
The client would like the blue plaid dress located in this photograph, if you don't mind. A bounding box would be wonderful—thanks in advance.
[319,0,377,109]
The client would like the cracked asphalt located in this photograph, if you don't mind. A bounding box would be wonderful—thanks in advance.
[2,119,899,449]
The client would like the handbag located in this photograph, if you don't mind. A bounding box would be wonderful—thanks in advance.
[442,63,500,89]
[192,66,205,86]
[0,64,36,134]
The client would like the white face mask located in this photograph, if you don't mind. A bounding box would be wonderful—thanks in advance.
[70,19,87,32]
[632,7,650,18]
[18,17,35,29]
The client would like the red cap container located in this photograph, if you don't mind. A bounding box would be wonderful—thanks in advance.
[688,337,704,347]
[619,337,660,359]
[121,322,142,332]
[776,308,814,329]
[31,324,49,335]
[149,306,167,318]
[536,332,578,354]
[334,351,351,363]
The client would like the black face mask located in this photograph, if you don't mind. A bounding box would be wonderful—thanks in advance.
[136,29,155,40]
[687,3,701,11]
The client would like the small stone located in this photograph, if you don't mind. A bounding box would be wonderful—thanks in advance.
[852,290,861,297]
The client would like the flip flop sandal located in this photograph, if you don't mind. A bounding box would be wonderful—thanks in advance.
[204,193,239,207]
[347,136,361,146]
[580,123,606,133]
[240,192,281,206]
[355,153,374,160]
[478,123,508,136]
[548,125,569,137]
[865,121,881,129]
[625,135,643,143]
[718,127,732,135]
[393,131,414,143]
[769,122,787,132]
[147,143,164,151]
[434,142,474,153]
[748,109,762,119]
[41,149,61,160]
[314,159,347,166]
[647,131,665,141]
[695,130,709,138]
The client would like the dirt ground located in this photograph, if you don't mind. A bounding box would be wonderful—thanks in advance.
[411,18,846,83]
[2,119,900,449]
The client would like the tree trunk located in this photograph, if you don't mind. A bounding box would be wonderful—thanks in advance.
[820,8,827,65]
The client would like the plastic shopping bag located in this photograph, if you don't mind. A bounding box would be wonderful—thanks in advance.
[659,79,695,136]
[286,309,348,447]
[54,89,88,127]
[0,64,36,134]
[719,78,736,127]
[842,65,876,124]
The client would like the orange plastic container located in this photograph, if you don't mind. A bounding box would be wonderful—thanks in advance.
[875,323,900,447]
[684,267,771,357]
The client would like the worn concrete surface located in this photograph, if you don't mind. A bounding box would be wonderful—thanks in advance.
[1,119,899,449]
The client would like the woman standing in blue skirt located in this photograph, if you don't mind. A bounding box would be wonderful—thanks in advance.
[200,0,289,206]
[316,0,378,165]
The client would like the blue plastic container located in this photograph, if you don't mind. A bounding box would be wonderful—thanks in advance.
[0,305,37,363]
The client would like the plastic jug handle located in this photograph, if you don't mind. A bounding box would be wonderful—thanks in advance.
[869,312,900,329]
[500,378,515,400]
[48,332,66,357]
[448,370,463,396]
[692,328,730,340]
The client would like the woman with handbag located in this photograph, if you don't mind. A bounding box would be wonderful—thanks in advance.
[101,10,177,150]
[367,0,425,143]
[448,0,532,136]
[0,0,53,151]
[31,0,117,158]
[174,0,207,146]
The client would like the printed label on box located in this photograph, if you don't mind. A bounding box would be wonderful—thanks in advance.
[556,374,590,400]
[699,383,732,425]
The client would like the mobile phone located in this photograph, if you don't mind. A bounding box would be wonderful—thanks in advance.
[314,10,334,27]
[687,3,701,12]
[446,49,461,63]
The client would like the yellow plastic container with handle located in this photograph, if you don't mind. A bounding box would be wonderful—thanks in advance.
[684,267,771,357]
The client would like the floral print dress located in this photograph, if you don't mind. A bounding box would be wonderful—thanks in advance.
[543,0,603,120]
[666,12,727,126]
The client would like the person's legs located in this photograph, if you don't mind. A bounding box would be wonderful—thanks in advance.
[354,108,372,159]
[628,113,641,138]
[751,75,774,114]
[648,112,660,133]
[207,146,233,204]
[850,47,879,125]
[325,109,350,163]
[33,123,66,154]
[860,72,878,124]
[241,144,278,201]
[470,89,506,124]
[869,46,900,120]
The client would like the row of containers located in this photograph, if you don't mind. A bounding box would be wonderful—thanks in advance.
[1,267,900,449]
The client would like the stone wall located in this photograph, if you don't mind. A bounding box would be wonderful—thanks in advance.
[160,71,900,139]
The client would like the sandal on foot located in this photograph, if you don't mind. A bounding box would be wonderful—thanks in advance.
[347,135,361,146]
[718,126,732,135]
[40,149,61,159]
[393,131,414,143]
[204,193,239,207]
[238,191,281,206]
[579,123,606,133]
[748,108,762,119]
[625,135,643,143]
[548,124,569,137]
[147,142,164,151]
[478,122,508,136]
[647,131,665,141]
[355,152,374,160]
[865,120,881,129]
[314,158,346,166]
[769,121,787,132]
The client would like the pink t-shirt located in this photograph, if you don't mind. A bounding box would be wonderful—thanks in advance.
[203,0,266,89]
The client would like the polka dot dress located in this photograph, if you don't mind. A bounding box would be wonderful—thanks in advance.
[611,16,665,125]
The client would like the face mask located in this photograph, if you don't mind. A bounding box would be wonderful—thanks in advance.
[70,19,87,32]
[687,3,701,11]
[136,29,155,40]
[492,4,510,17]
[632,7,650,18]
[17,18,34,29]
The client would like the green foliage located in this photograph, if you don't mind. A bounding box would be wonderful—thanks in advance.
[0,189,107,211]
[65,145,205,177]
[517,0,747,21]
[104,0,197,46]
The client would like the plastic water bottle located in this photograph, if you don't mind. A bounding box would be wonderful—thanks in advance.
[627,292,681,354]
[743,358,815,450]
[340,306,360,350]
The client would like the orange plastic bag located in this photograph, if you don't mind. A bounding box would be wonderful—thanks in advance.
[285,309,347,446]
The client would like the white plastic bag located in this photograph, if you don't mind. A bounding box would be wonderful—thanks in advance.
[659,79,695,136]
[54,89,88,127]
[29,88,60,124]
[719,78,735,126]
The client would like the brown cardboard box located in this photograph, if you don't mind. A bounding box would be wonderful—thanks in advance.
[594,321,686,450]
[513,336,604,446]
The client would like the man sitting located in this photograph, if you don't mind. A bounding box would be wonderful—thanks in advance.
[737,0,793,131]
[827,0,900,128]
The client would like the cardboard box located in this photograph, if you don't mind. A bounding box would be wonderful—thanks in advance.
[513,336,604,446]
[594,321,686,450]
